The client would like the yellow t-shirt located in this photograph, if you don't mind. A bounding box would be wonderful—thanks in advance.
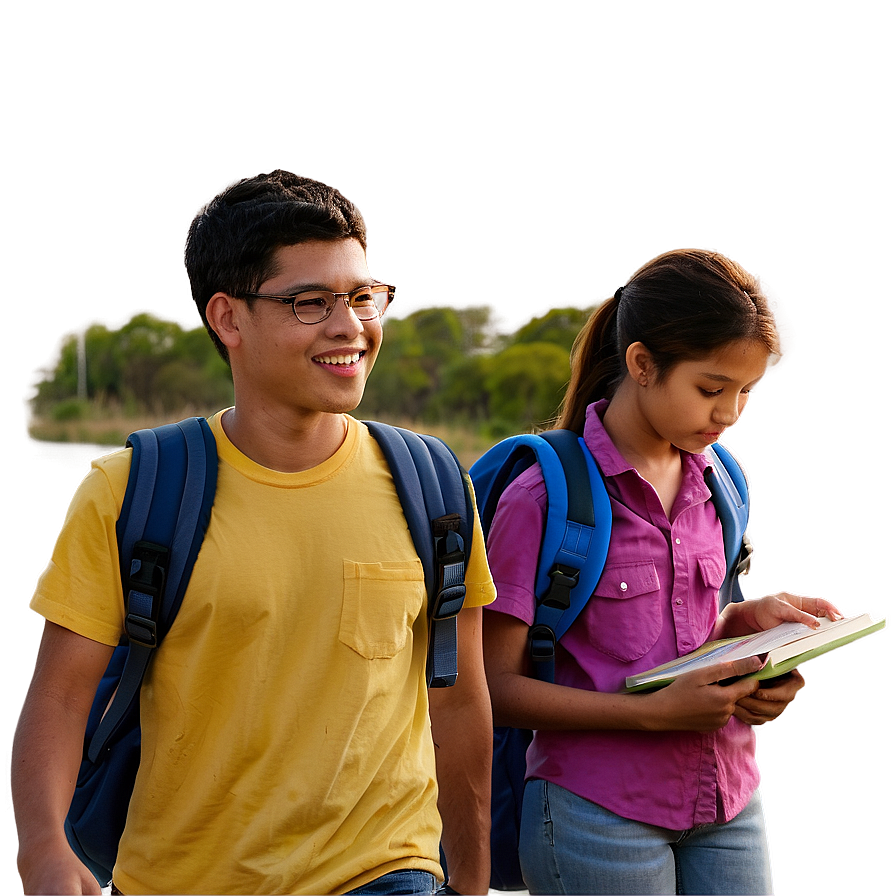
[31,413,495,895]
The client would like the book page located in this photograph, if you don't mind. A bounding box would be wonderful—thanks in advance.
[641,621,815,681]
[766,613,873,664]
[631,618,852,682]
[627,613,883,690]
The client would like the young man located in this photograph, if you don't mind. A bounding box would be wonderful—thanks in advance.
[12,171,496,895]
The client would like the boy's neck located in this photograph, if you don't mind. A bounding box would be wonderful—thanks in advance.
[221,407,350,472]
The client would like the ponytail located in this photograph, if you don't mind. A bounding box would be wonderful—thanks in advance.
[555,289,625,433]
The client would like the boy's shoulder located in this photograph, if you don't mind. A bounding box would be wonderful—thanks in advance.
[70,446,134,512]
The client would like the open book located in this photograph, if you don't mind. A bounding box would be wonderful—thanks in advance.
[625,613,886,693]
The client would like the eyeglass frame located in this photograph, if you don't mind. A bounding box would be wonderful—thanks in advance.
[234,283,395,324]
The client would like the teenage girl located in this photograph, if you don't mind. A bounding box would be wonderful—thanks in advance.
[482,249,840,895]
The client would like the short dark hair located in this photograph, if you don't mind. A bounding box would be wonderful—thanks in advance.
[557,249,781,432]
[184,170,367,361]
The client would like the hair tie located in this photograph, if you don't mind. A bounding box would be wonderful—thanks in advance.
[614,286,626,301]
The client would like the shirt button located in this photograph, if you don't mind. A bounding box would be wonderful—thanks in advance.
[620,582,628,592]
[675,599,683,606]
[675,538,681,545]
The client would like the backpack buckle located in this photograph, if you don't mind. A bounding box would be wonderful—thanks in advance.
[431,526,466,621]
[542,563,579,610]
[124,541,168,648]
[735,535,753,577]
[528,624,556,665]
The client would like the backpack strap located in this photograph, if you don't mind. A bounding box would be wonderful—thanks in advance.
[364,422,472,688]
[529,431,611,682]
[87,417,217,762]
[470,431,612,684]
[705,443,751,608]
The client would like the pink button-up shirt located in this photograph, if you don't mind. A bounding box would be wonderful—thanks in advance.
[485,400,759,829]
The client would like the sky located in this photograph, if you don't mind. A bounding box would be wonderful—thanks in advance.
[1,1,893,892]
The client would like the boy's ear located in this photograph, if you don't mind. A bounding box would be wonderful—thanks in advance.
[624,341,656,387]
[206,292,242,351]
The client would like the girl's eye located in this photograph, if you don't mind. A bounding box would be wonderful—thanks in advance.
[700,388,723,397]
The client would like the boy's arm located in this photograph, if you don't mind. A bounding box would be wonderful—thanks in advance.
[428,606,492,895]
[12,621,115,895]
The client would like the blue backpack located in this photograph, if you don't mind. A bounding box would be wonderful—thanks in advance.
[65,416,472,887]
[469,430,751,891]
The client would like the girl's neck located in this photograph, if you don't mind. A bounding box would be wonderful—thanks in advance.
[601,383,683,518]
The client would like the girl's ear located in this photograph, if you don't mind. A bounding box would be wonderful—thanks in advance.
[206,292,242,352]
[625,341,656,387]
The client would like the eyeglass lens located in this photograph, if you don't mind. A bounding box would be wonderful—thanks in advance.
[293,286,390,323]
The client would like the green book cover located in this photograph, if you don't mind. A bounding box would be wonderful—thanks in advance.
[625,614,886,693]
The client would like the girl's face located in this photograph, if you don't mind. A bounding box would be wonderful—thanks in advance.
[639,338,771,454]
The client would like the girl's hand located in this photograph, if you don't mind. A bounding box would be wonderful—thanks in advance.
[742,592,842,633]
[734,669,805,725]
[714,592,843,640]
[642,656,764,732]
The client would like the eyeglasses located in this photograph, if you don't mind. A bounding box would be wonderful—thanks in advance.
[235,284,394,324]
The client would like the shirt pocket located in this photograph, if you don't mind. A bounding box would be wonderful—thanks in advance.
[696,553,727,634]
[339,560,426,659]
[697,554,726,591]
[587,560,662,662]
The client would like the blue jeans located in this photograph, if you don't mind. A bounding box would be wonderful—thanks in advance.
[346,869,436,895]
[519,779,772,895]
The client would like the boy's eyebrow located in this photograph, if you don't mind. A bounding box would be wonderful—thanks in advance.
[276,278,376,295]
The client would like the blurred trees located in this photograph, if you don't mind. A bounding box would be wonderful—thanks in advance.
[31,314,234,421]
[358,304,593,435]
[32,304,595,438]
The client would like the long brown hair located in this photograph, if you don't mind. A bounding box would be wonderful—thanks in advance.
[556,249,780,433]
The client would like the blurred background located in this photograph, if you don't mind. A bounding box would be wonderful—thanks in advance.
[2,2,892,892]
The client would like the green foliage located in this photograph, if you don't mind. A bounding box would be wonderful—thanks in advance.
[437,354,495,422]
[32,313,233,419]
[50,398,90,422]
[357,304,585,433]
[32,303,594,439]
[485,342,571,431]
[511,307,593,352]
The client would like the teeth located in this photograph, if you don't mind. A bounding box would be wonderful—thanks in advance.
[318,352,361,365]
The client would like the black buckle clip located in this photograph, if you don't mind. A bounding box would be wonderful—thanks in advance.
[124,540,168,648]
[432,525,466,621]
[430,513,467,619]
[528,623,557,665]
[541,563,580,610]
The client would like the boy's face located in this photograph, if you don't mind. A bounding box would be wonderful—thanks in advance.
[228,238,383,421]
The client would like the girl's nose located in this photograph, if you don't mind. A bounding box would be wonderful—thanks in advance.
[712,397,741,426]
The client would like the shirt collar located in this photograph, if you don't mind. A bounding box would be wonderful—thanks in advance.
[582,399,713,499]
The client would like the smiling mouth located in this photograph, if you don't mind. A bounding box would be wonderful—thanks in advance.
[316,350,364,366]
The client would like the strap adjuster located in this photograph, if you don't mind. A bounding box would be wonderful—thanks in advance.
[541,563,580,610]
[528,623,557,665]
[124,540,168,648]
[125,609,158,647]
[432,525,466,621]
